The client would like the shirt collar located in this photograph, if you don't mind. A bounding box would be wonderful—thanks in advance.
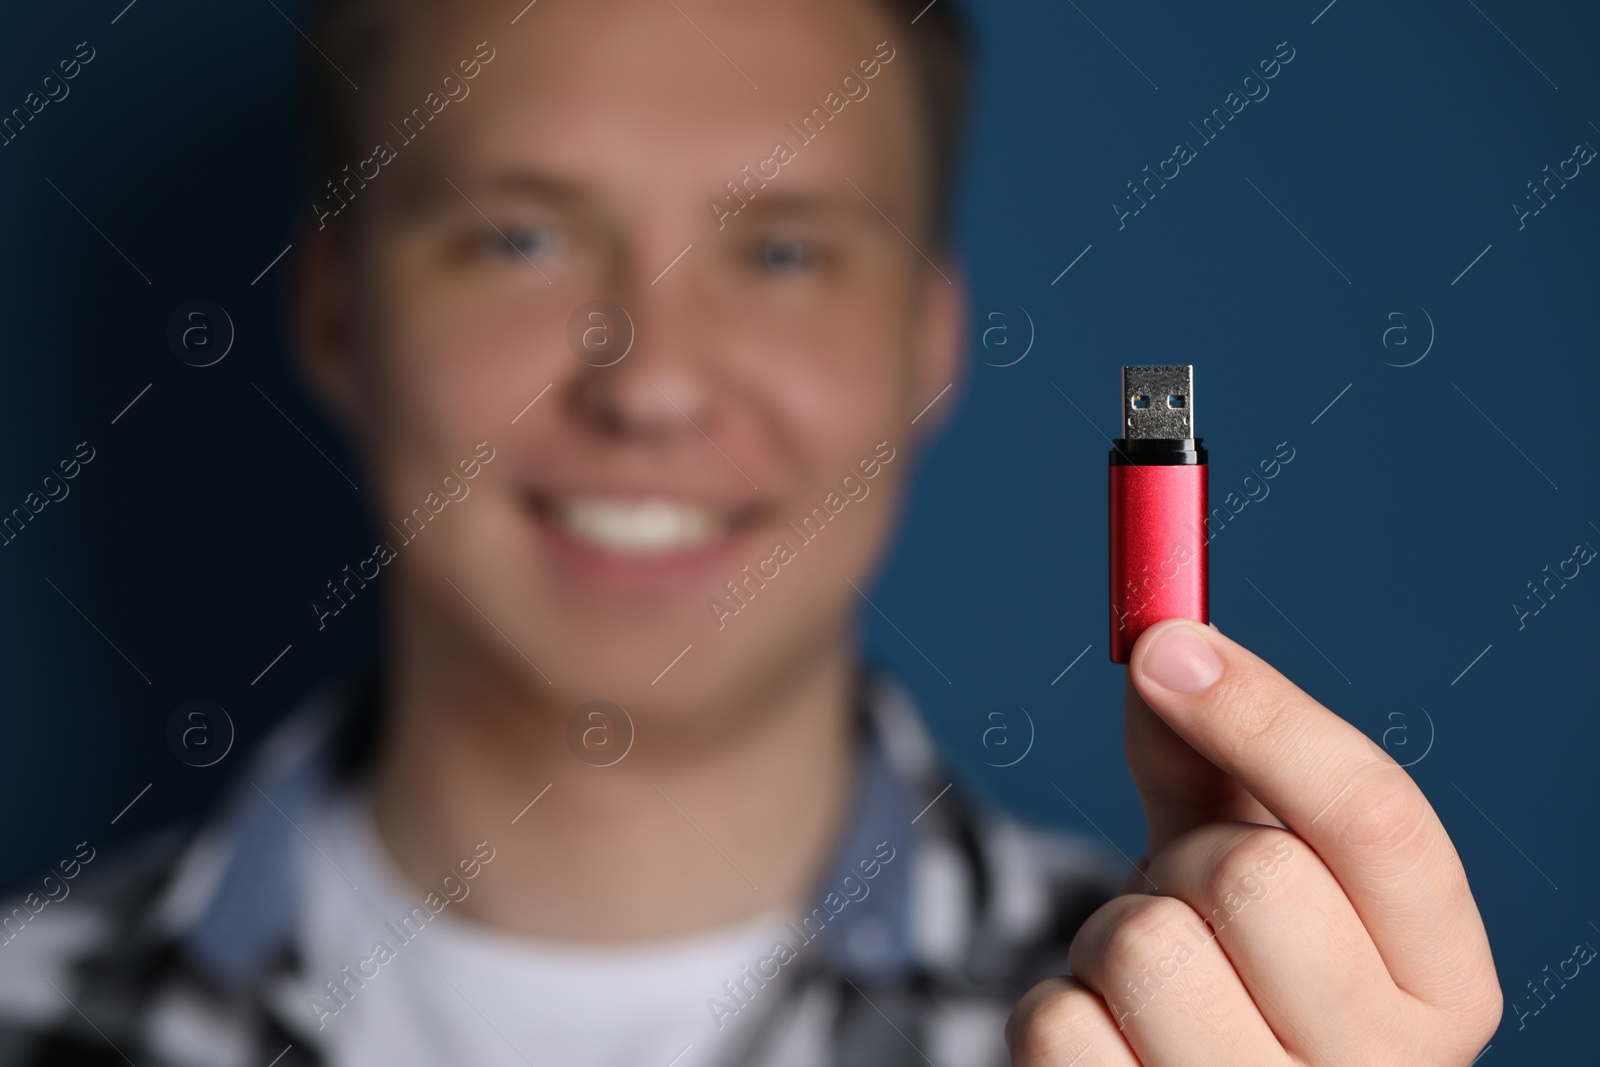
[158,667,942,987]
[156,674,363,984]
[787,671,922,982]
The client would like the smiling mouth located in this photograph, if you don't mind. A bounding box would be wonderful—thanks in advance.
[527,492,760,557]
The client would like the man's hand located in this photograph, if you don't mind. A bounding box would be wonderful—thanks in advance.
[1006,619,1502,1065]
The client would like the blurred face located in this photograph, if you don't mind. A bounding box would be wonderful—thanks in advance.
[299,0,964,720]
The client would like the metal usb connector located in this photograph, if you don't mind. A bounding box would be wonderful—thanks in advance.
[1121,365,1194,441]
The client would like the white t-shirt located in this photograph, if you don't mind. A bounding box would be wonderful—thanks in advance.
[290,789,796,1067]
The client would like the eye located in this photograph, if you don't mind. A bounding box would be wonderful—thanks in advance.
[482,222,564,262]
[754,235,815,274]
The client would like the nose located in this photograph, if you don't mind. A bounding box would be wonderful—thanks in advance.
[566,245,719,443]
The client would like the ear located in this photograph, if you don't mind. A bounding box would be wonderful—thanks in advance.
[907,253,969,439]
[291,225,367,436]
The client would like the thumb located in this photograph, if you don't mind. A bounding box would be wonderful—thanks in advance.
[1123,619,1275,856]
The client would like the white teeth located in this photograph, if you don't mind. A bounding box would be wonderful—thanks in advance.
[552,497,726,555]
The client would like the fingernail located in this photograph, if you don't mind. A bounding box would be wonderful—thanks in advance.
[1141,623,1224,693]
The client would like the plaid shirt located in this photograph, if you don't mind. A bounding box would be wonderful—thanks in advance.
[0,668,1121,1066]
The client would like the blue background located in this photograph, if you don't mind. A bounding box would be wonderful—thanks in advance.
[1,1,1595,1061]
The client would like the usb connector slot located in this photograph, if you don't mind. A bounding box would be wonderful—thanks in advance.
[1121,365,1194,440]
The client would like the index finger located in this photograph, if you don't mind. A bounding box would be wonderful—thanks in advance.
[1127,618,1495,1011]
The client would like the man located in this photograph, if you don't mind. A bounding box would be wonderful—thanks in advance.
[0,0,1502,1063]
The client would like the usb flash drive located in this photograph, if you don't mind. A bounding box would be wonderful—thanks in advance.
[1109,365,1209,663]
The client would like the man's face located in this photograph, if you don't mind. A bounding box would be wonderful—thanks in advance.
[300,0,964,720]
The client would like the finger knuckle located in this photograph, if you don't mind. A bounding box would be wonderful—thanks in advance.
[1467,987,1504,1049]
[1099,895,1200,978]
[1005,982,1104,1060]
[1203,827,1301,917]
[1333,764,1432,865]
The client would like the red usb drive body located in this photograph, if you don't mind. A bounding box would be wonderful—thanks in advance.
[1108,366,1208,663]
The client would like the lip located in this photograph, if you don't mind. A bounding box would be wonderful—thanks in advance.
[523,489,761,592]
